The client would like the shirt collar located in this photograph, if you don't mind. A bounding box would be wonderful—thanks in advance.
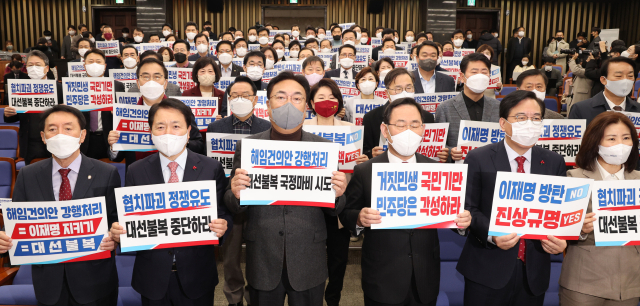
[462,90,484,108]
[387,151,417,163]
[158,148,188,172]
[504,141,532,164]
[233,114,254,126]
[596,158,625,180]
[52,154,82,176]
[419,70,437,82]
[603,91,626,110]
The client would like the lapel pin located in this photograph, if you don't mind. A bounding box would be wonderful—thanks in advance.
[540,160,545,165]
[193,166,197,170]
[88,175,92,179]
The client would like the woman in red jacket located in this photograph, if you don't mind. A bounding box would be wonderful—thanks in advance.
[182,57,225,119]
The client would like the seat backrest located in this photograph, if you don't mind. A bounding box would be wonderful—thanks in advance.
[116,254,136,287]
[0,127,18,158]
[567,72,573,78]
[544,98,558,112]
[438,229,467,261]
[0,158,15,198]
[552,65,562,74]
[12,265,33,285]
[500,86,517,95]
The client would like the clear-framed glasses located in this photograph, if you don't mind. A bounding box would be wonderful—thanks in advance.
[509,114,543,125]
[270,93,306,104]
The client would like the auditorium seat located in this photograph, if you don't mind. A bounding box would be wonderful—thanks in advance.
[100,158,126,187]
[0,157,15,198]
[544,98,559,112]
[0,126,19,158]
[500,86,518,96]
[0,265,38,305]
[115,252,142,306]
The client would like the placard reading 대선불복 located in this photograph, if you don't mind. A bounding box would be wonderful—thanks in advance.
[592,180,640,246]
[488,172,593,240]
[7,79,58,113]
[111,103,155,151]
[62,77,115,111]
[114,181,219,253]
[206,133,249,177]
[2,197,111,265]
[371,163,468,229]
[240,139,340,208]
[302,125,364,173]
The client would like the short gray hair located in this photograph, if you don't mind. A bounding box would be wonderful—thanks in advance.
[27,50,49,66]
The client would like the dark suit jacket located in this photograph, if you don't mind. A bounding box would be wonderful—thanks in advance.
[13,155,120,304]
[206,114,271,134]
[506,37,533,63]
[3,71,30,102]
[339,151,441,304]
[181,85,225,102]
[81,81,125,159]
[456,141,566,296]
[223,128,346,292]
[412,69,456,93]
[126,149,231,300]
[362,102,435,158]
[568,91,640,126]
[219,81,268,117]
[218,63,243,77]
[324,68,358,80]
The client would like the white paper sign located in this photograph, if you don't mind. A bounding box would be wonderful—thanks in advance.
[171,96,218,131]
[7,79,58,113]
[111,104,155,151]
[253,91,270,120]
[349,98,385,126]
[62,77,115,111]
[206,133,250,176]
[414,92,458,114]
[167,67,196,93]
[440,56,464,73]
[453,49,475,57]
[96,41,120,57]
[330,77,360,99]
[67,62,86,78]
[379,54,410,68]
[214,77,236,93]
[592,180,640,246]
[110,68,138,92]
[303,125,364,172]
[115,92,141,105]
[536,119,586,166]
[456,120,505,160]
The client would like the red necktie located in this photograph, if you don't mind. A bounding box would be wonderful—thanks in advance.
[515,156,526,263]
[58,169,72,201]
[168,161,179,183]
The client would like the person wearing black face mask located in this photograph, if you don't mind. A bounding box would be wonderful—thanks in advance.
[203,20,218,40]
[170,40,194,68]
[330,26,343,47]
[412,42,456,94]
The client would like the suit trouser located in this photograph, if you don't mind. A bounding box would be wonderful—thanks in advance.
[221,211,250,304]
[463,260,545,306]
[559,286,640,306]
[141,271,214,306]
[324,214,351,306]
[248,265,324,306]
[37,273,118,306]
[364,273,436,306]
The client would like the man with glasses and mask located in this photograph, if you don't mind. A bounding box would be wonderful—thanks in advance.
[457,90,568,306]
[325,44,358,79]
[217,40,243,77]
[171,40,194,68]
[362,68,435,159]
[435,53,501,162]
[224,71,348,306]
[106,58,205,166]
[340,97,472,306]
[412,41,456,93]
[207,76,271,306]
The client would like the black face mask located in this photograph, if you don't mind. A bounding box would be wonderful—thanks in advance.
[556,37,563,41]
[333,35,341,41]
[174,52,187,63]
[205,27,212,32]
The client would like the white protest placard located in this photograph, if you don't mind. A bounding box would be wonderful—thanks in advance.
[167,67,196,93]
[339,23,355,30]
[374,88,388,100]
[488,66,501,89]
[7,79,58,113]
[206,133,249,176]
[274,60,302,74]
[115,92,141,105]
[371,38,382,48]
[214,77,236,96]
[208,40,219,56]
[453,49,475,57]
[67,62,86,77]
[111,104,155,151]
[232,58,244,67]
[620,111,640,156]
[163,61,176,67]
[2,197,110,265]
[414,92,458,115]
[137,43,165,52]
[0,198,11,209]
[171,96,218,132]
[400,42,416,53]
[96,41,120,57]
[536,119,586,166]
[253,91,270,120]
[62,77,115,111]
[110,68,138,92]
[316,53,336,70]
[331,77,360,99]
[592,180,640,246]
[379,54,410,68]
[488,172,592,240]
[262,69,279,83]
[407,61,418,71]
[114,181,219,252]
[239,139,339,207]
[303,125,364,173]
[371,163,468,229]
[248,44,261,52]
[440,56,464,73]
[379,123,450,161]
[351,99,385,126]
[378,50,406,58]
[441,71,460,83]
[456,120,505,161]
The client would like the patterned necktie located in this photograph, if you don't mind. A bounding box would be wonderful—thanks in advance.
[613,106,623,111]
[58,169,72,201]
[168,161,179,183]
[344,70,348,79]
[515,156,526,263]
[90,111,99,132]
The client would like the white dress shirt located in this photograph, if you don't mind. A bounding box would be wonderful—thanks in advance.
[603,92,626,111]
[340,67,353,79]
[419,70,437,94]
[159,149,188,183]
[52,154,82,201]
[596,159,625,181]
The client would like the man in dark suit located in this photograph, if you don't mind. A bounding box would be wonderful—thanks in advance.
[0,105,120,306]
[217,41,243,77]
[3,50,64,164]
[569,57,640,126]
[340,98,471,306]
[207,76,270,306]
[188,33,218,62]
[109,98,231,305]
[457,90,568,306]
[412,41,456,93]
[506,26,532,81]
[3,61,29,103]
[324,44,358,80]
[362,68,435,159]
[371,28,403,62]
[225,71,348,306]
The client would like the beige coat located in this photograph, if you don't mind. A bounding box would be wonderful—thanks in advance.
[559,166,640,301]
[546,40,571,74]
[567,59,593,115]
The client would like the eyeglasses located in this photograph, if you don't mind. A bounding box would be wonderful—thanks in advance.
[139,73,165,82]
[270,93,306,104]
[339,53,355,58]
[388,120,423,130]
[230,93,255,100]
[387,86,414,94]
[509,115,543,124]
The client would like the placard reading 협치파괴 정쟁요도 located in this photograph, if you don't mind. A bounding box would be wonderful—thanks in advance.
[7,79,58,113]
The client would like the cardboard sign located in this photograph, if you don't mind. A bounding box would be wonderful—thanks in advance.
[7,79,58,113]
[303,125,364,172]
[371,163,468,229]
[171,96,218,132]
[239,139,339,207]
[62,77,115,111]
[592,180,640,246]
[206,133,250,176]
[112,104,155,151]
[115,181,219,252]
[96,41,120,57]
[67,62,86,78]
[2,197,110,265]
[488,172,592,240]
[536,119,586,166]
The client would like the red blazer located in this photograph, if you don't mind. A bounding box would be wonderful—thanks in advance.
[181,85,225,101]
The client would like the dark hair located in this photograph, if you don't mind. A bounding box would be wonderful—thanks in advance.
[40,105,86,131]
[84,48,106,61]
[121,44,139,56]
[233,38,247,49]
[592,26,601,34]
[305,26,316,34]
[375,57,395,72]
[342,29,356,39]
[405,29,415,36]
[228,76,258,96]
[289,40,302,51]
[157,47,174,61]
[601,57,637,78]
[481,30,489,35]
[338,44,356,56]
[11,54,22,62]
[257,27,270,36]
[194,33,209,44]
[577,31,587,38]
[121,27,130,34]
[416,41,440,57]
[266,70,310,101]
[140,50,162,62]
[317,27,326,33]
[271,40,285,50]
[133,28,144,34]
[8,60,23,69]
[163,23,173,30]
[307,79,344,116]
[221,31,234,40]
[382,37,396,47]
[136,58,168,79]
[442,42,453,50]
[244,50,266,66]
[216,40,233,53]
[76,37,94,49]
[148,33,160,41]
[68,25,77,31]
[302,56,325,70]
[543,57,556,64]
[355,67,379,91]
[611,46,627,55]
[185,21,198,30]
[261,46,278,64]
[381,28,394,36]
[611,40,626,49]
[299,48,315,59]
[416,33,427,41]
[148,98,193,129]
[273,34,284,41]
[575,112,639,172]
[498,90,545,119]
[192,57,221,83]
[305,38,319,47]
[516,69,549,88]
[451,29,464,38]
[204,21,212,26]
[382,98,423,124]
[460,52,491,74]
[476,44,494,59]
[173,39,190,52]
[384,68,413,88]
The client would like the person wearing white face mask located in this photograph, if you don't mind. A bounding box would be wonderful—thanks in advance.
[404,29,415,44]
[162,23,173,39]
[515,69,565,119]
[132,28,145,43]
[188,33,219,62]
[459,90,568,306]
[120,45,139,69]
[559,111,640,306]
[68,37,93,63]
[362,68,434,159]
[61,25,78,60]
[436,53,501,162]
[343,67,386,124]
[570,57,640,125]
[107,58,205,165]
[184,21,199,44]
[0,104,121,306]
[324,44,358,80]
[233,38,249,60]
[257,27,271,48]
[476,45,503,99]
[506,26,532,81]
[451,29,467,50]
[371,28,400,61]
[465,29,478,49]
[215,41,242,77]
[340,97,471,306]
[242,51,269,91]
[4,50,64,164]
[261,46,278,70]
[109,98,230,306]
[182,57,225,114]
[538,57,562,97]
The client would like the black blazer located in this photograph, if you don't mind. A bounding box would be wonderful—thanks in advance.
[324,68,357,80]
[362,102,435,158]
[206,114,271,134]
[81,81,125,158]
[506,37,532,63]
[456,140,566,296]
[125,149,232,300]
[219,81,268,117]
[218,63,243,77]
[12,155,121,305]
[339,151,441,305]
[412,69,457,93]
[568,91,640,126]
